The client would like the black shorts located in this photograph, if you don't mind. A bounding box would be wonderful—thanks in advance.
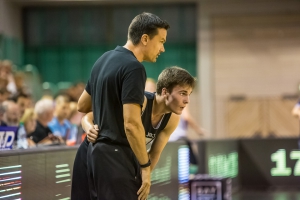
[71,136,90,200]
[87,140,142,200]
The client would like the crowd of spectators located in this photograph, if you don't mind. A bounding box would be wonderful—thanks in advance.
[0,59,85,150]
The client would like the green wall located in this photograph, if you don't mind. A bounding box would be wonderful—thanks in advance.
[24,43,196,83]
[0,34,23,68]
[23,5,196,84]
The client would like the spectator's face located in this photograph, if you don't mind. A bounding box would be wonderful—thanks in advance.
[17,97,32,116]
[6,105,21,126]
[0,92,9,104]
[44,109,54,123]
[144,28,167,62]
[56,102,70,120]
[0,65,12,78]
[25,117,36,134]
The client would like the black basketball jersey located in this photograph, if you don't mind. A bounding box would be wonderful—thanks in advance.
[142,92,172,144]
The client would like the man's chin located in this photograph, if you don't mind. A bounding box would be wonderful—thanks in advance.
[144,59,156,63]
[150,58,157,63]
[173,110,182,115]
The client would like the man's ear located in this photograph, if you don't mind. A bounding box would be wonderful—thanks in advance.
[141,34,149,45]
[162,88,168,96]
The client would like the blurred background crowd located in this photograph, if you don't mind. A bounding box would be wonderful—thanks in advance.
[0,59,86,149]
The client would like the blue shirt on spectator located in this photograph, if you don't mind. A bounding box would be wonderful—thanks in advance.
[48,117,76,141]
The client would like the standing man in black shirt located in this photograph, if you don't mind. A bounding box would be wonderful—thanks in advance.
[72,13,169,200]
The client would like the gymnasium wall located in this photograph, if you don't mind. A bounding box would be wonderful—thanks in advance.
[197,0,300,139]
[22,5,197,84]
[213,13,300,138]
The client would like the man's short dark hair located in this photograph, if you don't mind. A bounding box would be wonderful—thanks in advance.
[156,66,195,95]
[128,12,170,45]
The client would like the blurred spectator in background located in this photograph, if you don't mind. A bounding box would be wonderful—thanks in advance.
[14,72,27,94]
[68,101,83,126]
[64,82,85,102]
[29,98,55,143]
[0,60,17,96]
[68,101,84,143]
[144,78,156,94]
[48,95,76,145]
[3,100,21,126]
[0,77,8,89]
[292,98,300,148]
[57,82,85,102]
[168,104,205,174]
[292,99,300,119]
[16,108,37,149]
[15,93,33,116]
[41,94,54,101]
[168,105,204,141]
[0,87,10,104]
[0,104,7,126]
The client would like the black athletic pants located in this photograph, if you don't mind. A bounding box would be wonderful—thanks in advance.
[87,140,142,200]
[71,137,90,200]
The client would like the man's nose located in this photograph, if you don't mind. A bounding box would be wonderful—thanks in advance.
[160,45,165,53]
[184,95,190,104]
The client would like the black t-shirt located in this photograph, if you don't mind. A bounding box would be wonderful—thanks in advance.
[86,46,146,146]
[29,120,53,143]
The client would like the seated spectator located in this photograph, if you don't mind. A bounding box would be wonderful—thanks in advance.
[66,82,85,102]
[15,92,32,116]
[0,76,8,90]
[3,100,21,126]
[0,60,17,96]
[48,95,76,145]
[292,99,300,119]
[0,104,7,126]
[13,71,27,95]
[0,87,10,104]
[68,101,85,143]
[68,101,84,126]
[16,108,36,149]
[29,99,57,144]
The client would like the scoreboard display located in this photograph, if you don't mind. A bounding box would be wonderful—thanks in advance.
[196,140,240,190]
[196,138,300,190]
[239,138,300,187]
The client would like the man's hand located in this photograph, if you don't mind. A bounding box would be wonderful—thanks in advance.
[137,167,151,200]
[87,125,99,143]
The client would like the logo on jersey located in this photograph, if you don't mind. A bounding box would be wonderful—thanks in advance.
[146,132,156,139]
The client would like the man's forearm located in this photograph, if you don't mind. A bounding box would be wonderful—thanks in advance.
[81,112,94,133]
[148,153,160,172]
[125,124,149,166]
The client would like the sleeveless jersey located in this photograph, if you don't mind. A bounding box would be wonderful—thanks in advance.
[142,92,172,144]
